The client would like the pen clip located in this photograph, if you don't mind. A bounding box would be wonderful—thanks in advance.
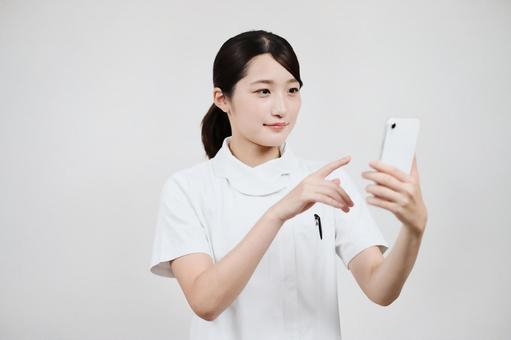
[314,214,323,240]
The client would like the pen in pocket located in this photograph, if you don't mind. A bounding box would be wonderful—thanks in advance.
[314,214,322,240]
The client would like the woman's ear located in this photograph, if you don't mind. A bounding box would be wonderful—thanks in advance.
[213,87,229,113]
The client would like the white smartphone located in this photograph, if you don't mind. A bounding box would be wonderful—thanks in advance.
[379,118,420,174]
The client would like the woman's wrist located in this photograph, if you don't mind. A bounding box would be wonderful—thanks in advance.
[264,206,286,227]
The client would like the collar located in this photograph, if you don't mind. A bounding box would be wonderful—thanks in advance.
[211,136,299,196]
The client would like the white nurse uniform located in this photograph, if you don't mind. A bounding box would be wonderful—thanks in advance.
[150,136,389,340]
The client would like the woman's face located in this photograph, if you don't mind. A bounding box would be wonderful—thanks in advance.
[214,53,301,149]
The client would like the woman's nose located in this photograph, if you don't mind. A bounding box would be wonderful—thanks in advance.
[272,95,287,116]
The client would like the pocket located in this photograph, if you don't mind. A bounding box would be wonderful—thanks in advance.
[291,207,333,268]
[292,206,333,242]
[293,209,322,239]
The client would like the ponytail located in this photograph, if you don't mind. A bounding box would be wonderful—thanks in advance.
[201,103,232,159]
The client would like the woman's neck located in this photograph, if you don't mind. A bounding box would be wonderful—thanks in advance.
[227,136,281,168]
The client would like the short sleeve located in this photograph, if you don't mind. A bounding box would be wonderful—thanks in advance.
[149,174,213,278]
[328,168,390,271]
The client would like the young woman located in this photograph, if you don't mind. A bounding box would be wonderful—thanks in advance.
[150,29,428,340]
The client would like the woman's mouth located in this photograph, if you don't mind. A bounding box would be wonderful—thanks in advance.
[264,122,288,131]
[263,122,288,130]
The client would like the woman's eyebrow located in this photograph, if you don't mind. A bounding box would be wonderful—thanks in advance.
[250,78,299,85]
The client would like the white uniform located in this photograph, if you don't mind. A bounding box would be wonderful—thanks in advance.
[150,136,389,340]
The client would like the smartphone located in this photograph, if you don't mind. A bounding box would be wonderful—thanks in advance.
[379,118,420,174]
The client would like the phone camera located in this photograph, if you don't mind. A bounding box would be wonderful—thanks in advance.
[391,123,396,129]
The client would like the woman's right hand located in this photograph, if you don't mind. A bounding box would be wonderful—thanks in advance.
[268,155,355,223]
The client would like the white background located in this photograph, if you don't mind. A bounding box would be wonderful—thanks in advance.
[1,0,510,339]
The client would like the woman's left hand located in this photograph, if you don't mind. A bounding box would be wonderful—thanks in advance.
[361,154,428,236]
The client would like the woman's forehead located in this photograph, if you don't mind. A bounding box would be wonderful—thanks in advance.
[242,55,297,84]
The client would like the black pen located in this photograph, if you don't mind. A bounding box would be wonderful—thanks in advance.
[314,214,322,240]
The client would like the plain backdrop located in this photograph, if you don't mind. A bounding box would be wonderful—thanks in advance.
[1,0,510,339]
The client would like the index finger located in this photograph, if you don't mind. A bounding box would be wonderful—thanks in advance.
[313,155,351,179]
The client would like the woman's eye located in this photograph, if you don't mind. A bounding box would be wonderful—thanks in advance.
[256,88,299,95]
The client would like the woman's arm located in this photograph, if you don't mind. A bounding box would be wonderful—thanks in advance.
[349,225,424,306]
[351,155,427,305]
[372,224,424,305]
[171,208,284,321]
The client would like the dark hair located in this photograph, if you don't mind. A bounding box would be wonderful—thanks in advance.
[200,29,304,159]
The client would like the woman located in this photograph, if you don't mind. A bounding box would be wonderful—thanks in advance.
[150,29,428,340]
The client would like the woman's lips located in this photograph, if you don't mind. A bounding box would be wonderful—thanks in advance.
[264,123,288,131]
[264,122,287,126]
